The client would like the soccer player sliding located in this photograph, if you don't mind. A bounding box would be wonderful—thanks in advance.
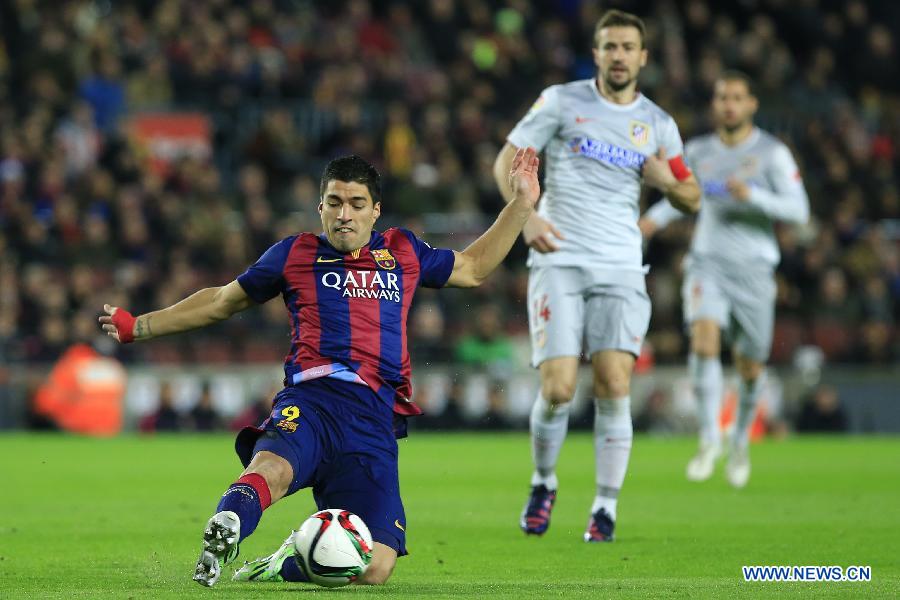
[99,150,542,586]
[640,71,809,488]
[494,10,700,543]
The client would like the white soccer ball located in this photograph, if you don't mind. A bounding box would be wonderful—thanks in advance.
[293,508,373,587]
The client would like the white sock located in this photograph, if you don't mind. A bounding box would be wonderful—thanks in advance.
[592,396,632,521]
[734,371,766,449]
[590,495,617,520]
[688,353,723,449]
[529,393,570,491]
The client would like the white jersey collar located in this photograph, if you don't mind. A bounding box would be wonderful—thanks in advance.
[715,126,760,151]
[590,78,644,111]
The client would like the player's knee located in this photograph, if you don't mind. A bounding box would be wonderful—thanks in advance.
[541,379,576,405]
[592,362,632,398]
[360,561,394,585]
[691,342,718,358]
[691,321,721,357]
[736,359,763,383]
[593,376,629,400]
[690,335,719,358]
[244,451,293,502]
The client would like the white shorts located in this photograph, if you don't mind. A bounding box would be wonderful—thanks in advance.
[527,266,651,367]
[682,260,775,362]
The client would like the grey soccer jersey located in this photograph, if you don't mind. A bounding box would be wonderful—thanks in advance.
[508,79,686,285]
[645,128,809,268]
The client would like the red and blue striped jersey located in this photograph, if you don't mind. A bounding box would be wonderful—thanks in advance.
[236,228,455,418]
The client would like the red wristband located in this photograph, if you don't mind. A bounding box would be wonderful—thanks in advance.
[668,155,692,182]
[111,309,136,343]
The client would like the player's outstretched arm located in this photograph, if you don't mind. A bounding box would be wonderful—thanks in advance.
[642,146,701,214]
[448,146,540,287]
[99,280,254,343]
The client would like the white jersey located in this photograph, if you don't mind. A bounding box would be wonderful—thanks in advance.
[507,79,686,288]
[645,128,809,269]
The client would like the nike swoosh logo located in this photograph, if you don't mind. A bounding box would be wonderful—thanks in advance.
[394,519,405,532]
[316,256,341,263]
[575,117,593,123]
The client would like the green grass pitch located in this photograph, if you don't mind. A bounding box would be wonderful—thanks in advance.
[1,433,898,598]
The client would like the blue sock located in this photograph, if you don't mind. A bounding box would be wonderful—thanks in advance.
[215,474,271,542]
[279,556,310,582]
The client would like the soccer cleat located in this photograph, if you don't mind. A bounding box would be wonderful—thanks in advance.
[232,530,297,582]
[726,445,751,489]
[584,507,615,542]
[520,484,556,535]
[193,511,241,587]
[686,442,721,482]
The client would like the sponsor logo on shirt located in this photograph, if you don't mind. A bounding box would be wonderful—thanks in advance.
[569,136,646,169]
[321,270,401,302]
[702,180,730,196]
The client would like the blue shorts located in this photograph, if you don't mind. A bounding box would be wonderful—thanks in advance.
[235,377,407,555]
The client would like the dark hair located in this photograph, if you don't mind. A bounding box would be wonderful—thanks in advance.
[594,10,646,48]
[716,70,757,97]
[319,155,382,204]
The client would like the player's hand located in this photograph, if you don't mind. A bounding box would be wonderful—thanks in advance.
[508,146,541,209]
[522,213,565,253]
[642,146,677,192]
[638,217,658,239]
[726,178,751,202]
[99,304,137,343]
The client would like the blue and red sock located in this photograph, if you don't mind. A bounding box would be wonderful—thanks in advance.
[215,473,272,542]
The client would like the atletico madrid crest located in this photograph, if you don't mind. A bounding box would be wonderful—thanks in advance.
[371,248,397,270]
[629,120,650,147]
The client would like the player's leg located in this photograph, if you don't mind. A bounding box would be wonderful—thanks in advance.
[732,354,765,448]
[682,269,730,481]
[359,543,397,585]
[306,441,406,585]
[195,453,294,587]
[686,319,724,481]
[583,285,649,542]
[726,353,764,488]
[521,356,579,534]
[236,379,400,586]
[725,273,775,488]
[533,357,581,488]
[522,266,583,535]
[585,349,635,542]
[195,387,321,587]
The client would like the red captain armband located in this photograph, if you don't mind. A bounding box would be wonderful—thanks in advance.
[111,309,136,343]
[668,155,692,182]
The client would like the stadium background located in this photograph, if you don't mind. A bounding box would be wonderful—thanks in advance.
[1,0,899,434]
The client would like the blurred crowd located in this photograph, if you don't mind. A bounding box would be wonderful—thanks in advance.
[1,0,899,372]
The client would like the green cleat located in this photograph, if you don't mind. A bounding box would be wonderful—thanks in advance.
[232,530,297,582]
